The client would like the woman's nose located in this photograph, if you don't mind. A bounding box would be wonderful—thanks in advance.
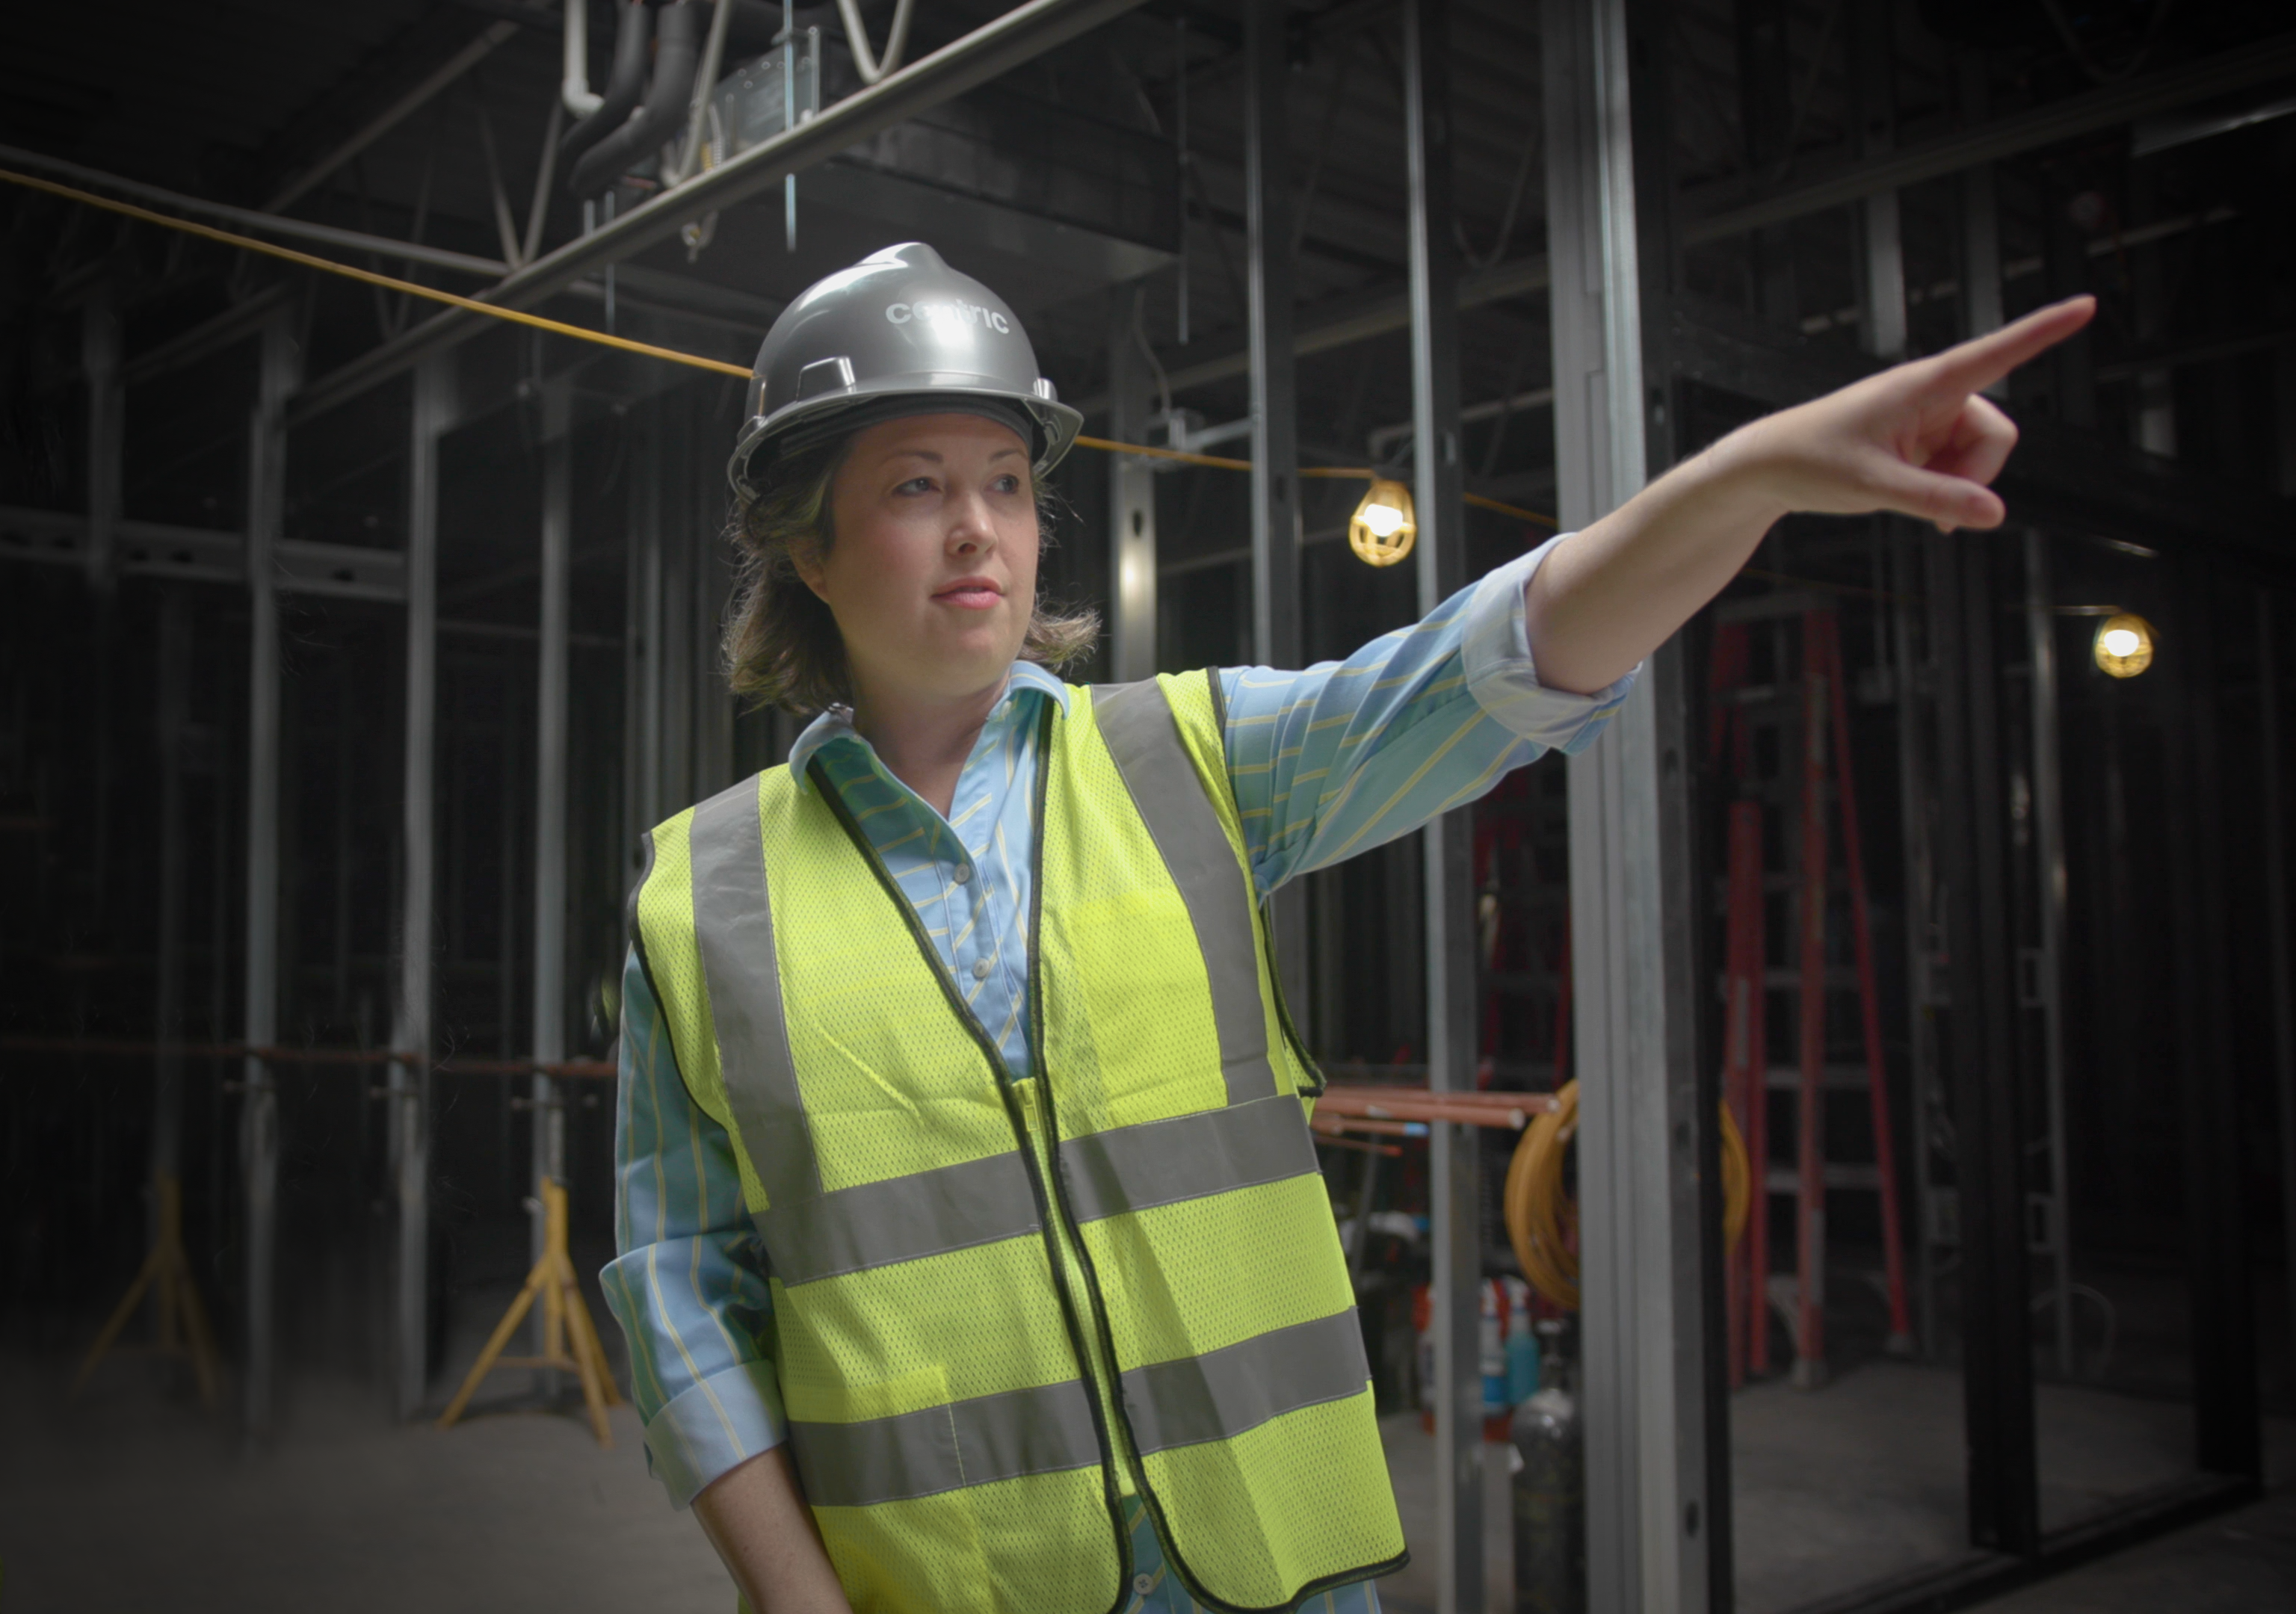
[946,492,997,554]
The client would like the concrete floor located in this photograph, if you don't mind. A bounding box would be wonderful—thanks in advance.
[6,1344,2291,1614]
[0,1352,729,1613]
[1377,1361,2296,1614]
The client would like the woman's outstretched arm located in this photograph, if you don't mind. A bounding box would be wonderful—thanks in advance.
[1523,297,2095,696]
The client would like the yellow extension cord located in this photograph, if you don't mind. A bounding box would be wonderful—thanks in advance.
[0,164,1555,528]
[1505,1080,1752,1312]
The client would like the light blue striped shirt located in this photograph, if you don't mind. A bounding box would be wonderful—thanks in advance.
[602,535,1633,1610]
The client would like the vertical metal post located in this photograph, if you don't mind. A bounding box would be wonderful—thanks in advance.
[1105,284,1158,684]
[1927,534,2040,1554]
[1244,0,1299,675]
[2262,593,2296,1398]
[84,288,123,585]
[1244,0,1310,1015]
[153,592,191,1237]
[1544,0,1710,1606]
[391,352,453,1421]
[2164,561,2259,1482]
[1956,59,2004,347]
[659,392,697,804]
[84,289,123,930]
[1732,0,1795,326]
[241,313,297,1441]
[2022,532,2073,1380]
[532,385,573,1379]
[1174,15,1191,347]
[1850,2,1904,361]
[693,410,736,797]
[1403,2,1480,1607]
[1891,526,1942,1360]
[635,398,668,839]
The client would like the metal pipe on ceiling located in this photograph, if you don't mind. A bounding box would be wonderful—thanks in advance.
[286,0,1159,427]
[570,1,706,200]
[560,1,655,178]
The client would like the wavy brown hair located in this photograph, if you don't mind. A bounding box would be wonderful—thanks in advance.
[722,432,1100,715]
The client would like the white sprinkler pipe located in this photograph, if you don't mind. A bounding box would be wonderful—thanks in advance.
[837,0,916,85]
[563,0,605,117]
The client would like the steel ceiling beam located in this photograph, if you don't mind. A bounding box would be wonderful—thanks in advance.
[1679,28,2296,246]
[263,20,520,214]
[0,144,512,279]
[287,0,1156,427]
[1111,28,2296,406]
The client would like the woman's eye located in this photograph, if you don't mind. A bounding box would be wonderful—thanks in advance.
[895,476,935,495]
[990,474,1023,495]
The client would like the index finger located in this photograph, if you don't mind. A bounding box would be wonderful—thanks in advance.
[1922,296,2096,398]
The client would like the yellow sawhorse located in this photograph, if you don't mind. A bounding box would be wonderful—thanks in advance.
[73,1170,221,1408]
[437,1178,621,1447]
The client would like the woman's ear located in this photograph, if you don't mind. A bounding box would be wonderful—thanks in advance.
[790,537,829,601]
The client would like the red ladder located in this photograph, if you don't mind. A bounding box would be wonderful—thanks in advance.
[1713,605,1913,1388]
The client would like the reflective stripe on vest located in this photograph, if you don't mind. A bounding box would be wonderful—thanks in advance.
[690,777,1043,1285]
[791,1378,1102,1508]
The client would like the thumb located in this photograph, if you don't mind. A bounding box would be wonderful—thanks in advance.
[1863,454,2008,532]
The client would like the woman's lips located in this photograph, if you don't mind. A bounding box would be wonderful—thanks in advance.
[933,581,1003,610]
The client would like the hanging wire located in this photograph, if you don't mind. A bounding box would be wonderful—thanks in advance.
[5,164,1558,529]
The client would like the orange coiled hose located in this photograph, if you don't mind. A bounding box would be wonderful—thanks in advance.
[1503,1080,1750,1311]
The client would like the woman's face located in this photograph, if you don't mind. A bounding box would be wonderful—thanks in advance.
[802,412,1040,714]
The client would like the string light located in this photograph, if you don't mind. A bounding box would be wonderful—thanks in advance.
[2093,612,2155,678]
[1348,478,1416,567]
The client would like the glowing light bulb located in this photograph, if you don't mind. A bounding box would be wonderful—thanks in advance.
[2093,612,2155,679]
[1360,503,1406,539]
[1348,478,1416,568]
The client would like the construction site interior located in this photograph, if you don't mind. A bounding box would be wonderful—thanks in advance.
[2,1,2294,1611]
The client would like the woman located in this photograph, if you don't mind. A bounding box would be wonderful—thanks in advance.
[603,243,2090,1614]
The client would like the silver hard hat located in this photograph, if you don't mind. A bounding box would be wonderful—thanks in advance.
[728,242,1084,499]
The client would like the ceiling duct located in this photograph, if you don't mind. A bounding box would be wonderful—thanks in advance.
[571,1,706,200]
[560,1,655,178]
[686,31,1177,300]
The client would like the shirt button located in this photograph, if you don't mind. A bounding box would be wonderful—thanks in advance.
[1134,1573,1155,1595]
[951,864,971,885]
[972,956,994,980]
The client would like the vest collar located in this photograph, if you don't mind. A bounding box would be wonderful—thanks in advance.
[786,661,1073,791]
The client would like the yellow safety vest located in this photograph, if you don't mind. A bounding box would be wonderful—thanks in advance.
[632,671,1406,1613]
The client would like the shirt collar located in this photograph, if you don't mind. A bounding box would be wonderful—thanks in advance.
[786,661,1073,789]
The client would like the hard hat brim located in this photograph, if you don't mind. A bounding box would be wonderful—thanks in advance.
[729,384,1083,501]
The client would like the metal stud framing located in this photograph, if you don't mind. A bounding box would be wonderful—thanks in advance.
[1543,0,1712,1606]
[531,383,573,1378]
[1401,2,1482,1607]
[1105,283,1158,684]
[390,352,454,1421]
[240,312,298,1440]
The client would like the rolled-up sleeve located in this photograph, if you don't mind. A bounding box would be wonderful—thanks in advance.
[601,946,788,1509]
[1223,532,1635,894]
[1459,533,1637,748]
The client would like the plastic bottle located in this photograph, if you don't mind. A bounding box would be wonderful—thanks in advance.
[1505,1278,1540,1406]
[1481,1279,1510,1416]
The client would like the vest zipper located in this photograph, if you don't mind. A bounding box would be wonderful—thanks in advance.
[809,750,1137,1611]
